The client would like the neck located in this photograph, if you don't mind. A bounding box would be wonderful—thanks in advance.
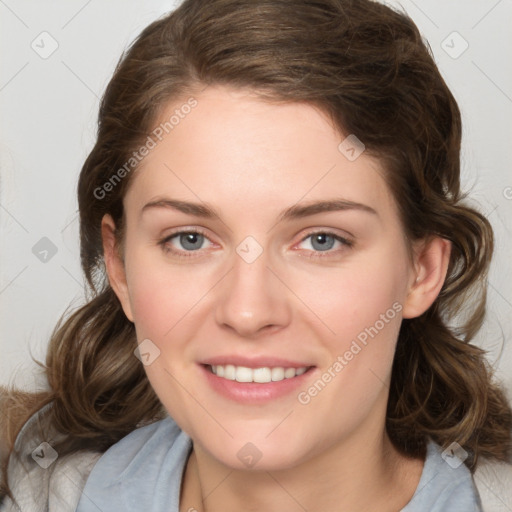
[180,424,424,512]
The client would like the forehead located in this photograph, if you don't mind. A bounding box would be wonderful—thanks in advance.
[124,86,397,223]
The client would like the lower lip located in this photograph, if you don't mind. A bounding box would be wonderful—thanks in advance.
[200,364,315,404]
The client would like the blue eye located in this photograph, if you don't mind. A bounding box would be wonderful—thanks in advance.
[174,232,207,251]
[309,233,336,251]
[298,232,352,254]
[160,231,212,256]
[159,229,351,259]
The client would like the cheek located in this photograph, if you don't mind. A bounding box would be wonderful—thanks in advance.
[125,249,208,339]
[295,247,408,343]
[123,248,220,398]
[123,250,209,425]
[128,272,175,339]
[290,243,408,405]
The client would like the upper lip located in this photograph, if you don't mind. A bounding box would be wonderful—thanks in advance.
[200,356,314,369]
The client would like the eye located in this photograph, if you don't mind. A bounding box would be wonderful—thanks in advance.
[297,231,352,254]
[160,230,214,256]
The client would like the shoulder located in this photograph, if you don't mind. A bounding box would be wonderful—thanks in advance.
[474,457,512,511]
[401,439,483,512]
[0,401,102,512]
[80,414,187,481]
[76,415,192,512]
[0,387,48,471]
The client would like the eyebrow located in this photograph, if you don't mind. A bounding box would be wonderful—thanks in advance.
[140,198,378,221]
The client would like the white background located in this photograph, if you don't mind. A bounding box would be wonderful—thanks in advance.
[1,0,511,402]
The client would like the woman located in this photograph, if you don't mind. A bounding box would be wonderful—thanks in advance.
[1,0,511,510]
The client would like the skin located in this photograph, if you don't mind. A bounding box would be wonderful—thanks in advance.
[102,85,451,512]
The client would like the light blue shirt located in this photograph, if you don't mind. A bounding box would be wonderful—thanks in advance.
[76,416,483,511]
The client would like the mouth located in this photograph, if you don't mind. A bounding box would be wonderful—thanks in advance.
[199,362,316,404]
[206,364,312,383]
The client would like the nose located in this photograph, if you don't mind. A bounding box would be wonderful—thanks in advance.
[214,246,292,338]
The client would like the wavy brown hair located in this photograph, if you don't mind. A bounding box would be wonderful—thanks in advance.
[2,0,511,503]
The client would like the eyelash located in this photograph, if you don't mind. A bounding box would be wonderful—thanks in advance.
[298,230,353,259]
[158,229,353,259]
[158,228,212,259]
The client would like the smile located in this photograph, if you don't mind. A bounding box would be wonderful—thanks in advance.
[209,364,309,383]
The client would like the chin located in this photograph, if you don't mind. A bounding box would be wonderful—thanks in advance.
[195,432,311,472]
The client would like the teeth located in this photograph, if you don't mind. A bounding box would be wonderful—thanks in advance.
[253,367,272,383]
[210,364,308,383]
[272,367,284,381]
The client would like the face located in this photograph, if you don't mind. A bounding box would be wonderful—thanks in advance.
[104,85,442,472]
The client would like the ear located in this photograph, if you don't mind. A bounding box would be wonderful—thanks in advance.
[101,214,134,322]
[402,236,451,319]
